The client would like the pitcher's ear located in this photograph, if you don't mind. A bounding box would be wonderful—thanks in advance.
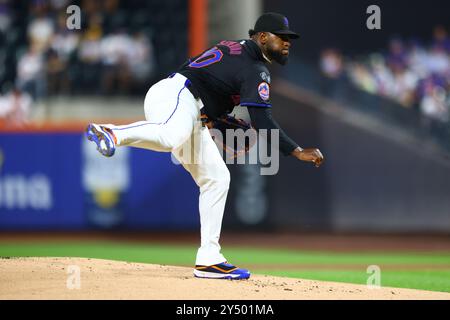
[260,32,269,44]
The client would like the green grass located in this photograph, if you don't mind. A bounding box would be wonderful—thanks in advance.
[1,241,449,293]
[256,270,450,293]
[0,242,198,265]
[223,247,450,265]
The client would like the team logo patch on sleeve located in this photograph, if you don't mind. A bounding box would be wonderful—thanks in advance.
[258,82,270,101]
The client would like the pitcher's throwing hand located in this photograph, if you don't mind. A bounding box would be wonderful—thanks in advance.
[292,147,324,167]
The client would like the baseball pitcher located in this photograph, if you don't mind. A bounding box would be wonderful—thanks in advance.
[86,12,324,280]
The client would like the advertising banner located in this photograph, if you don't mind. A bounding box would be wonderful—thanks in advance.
[0,133,199,230]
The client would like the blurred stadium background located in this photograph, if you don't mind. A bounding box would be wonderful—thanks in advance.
[0,0,449,293]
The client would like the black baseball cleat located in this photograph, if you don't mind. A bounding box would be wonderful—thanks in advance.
[194,262,251,280]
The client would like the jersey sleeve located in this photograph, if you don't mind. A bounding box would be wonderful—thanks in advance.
[239,66,272,108]
[247,107,299,156]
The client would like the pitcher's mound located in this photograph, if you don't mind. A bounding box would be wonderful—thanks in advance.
[0,257,448,300]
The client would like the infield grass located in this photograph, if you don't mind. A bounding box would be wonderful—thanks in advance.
[0,241,449,293]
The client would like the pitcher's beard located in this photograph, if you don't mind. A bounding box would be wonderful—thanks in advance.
[267,48,289,65]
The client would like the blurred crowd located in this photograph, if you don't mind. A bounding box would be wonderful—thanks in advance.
[0,0,190,126]
[0,86,32,127]
[320,26,450,124]
[20,0,155,97]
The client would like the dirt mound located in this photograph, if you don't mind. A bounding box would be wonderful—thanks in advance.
[0,257,448,300]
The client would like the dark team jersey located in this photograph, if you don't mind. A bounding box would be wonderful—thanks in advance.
[179,39,272,119]
[178,39,299,156]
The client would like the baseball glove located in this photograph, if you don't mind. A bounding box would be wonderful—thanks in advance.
[201,114,257,159]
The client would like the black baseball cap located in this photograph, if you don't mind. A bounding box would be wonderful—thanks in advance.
[249,12,299,39]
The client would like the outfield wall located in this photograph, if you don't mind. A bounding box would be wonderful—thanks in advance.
[258,91,450,233]
[1,112,450,232]
[0,130,199,230]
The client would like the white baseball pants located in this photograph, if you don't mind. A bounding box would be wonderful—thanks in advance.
[110,73,229,266]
